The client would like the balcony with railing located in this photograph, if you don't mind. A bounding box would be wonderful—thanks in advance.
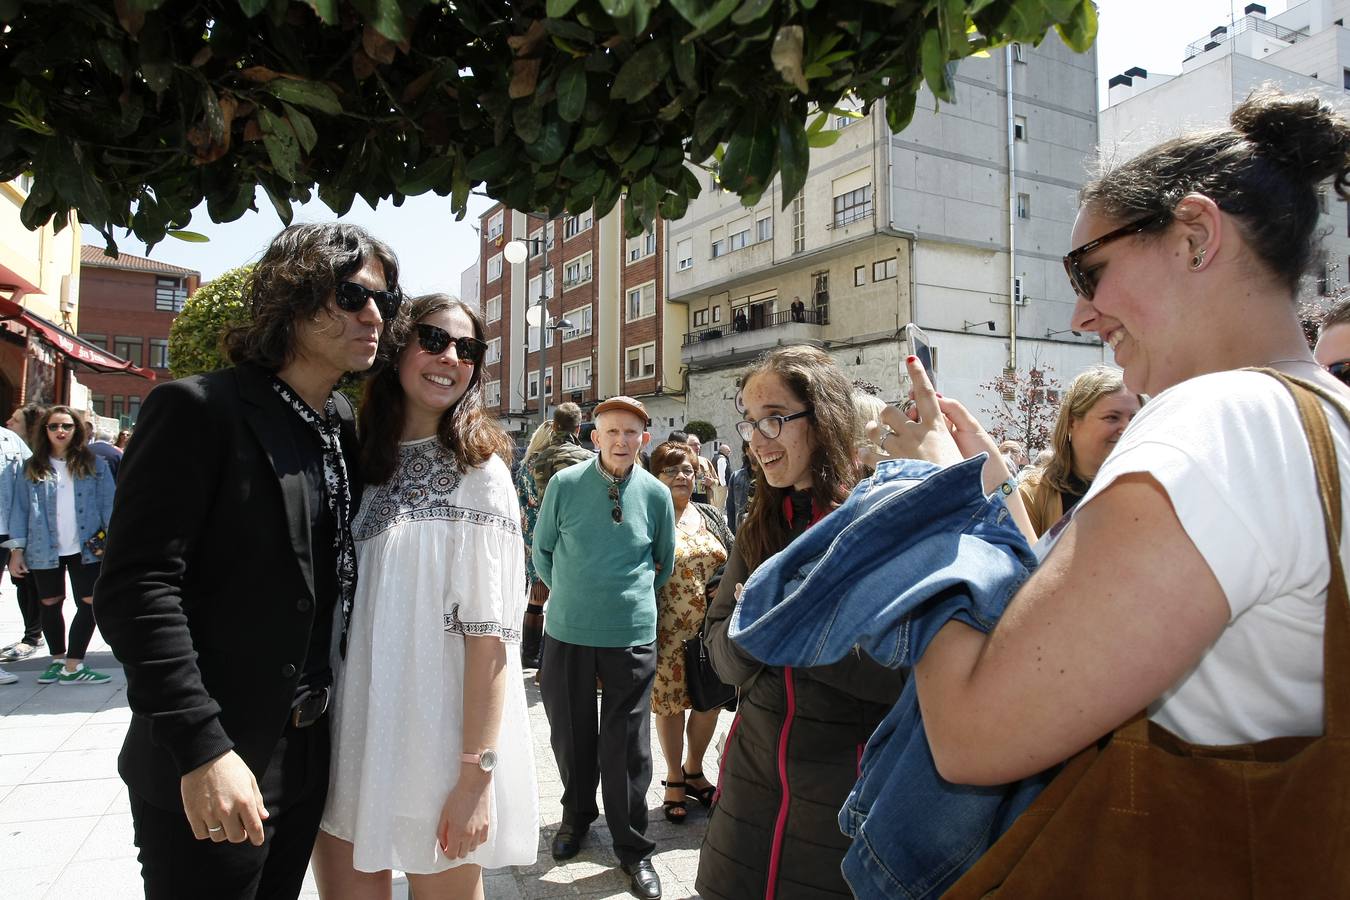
[1184,15,1307,60]
[681,304,827,365]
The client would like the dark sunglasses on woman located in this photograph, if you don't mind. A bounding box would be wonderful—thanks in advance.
[1328,360,1350,387]
[46,422,76,433]
[335,281,402,320]
[415,323,487,364]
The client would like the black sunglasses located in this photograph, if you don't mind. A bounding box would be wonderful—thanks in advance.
[415,323,487,364]
[335,281,402,320]
[1062,213,1168,301]
[1328,361,1350,387]
[609,482,623,524]
[46,422,76,432]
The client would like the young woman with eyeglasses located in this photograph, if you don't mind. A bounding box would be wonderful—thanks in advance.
[697,345,905,900]
[6,405,116,685]
[1314,296,1350,385]
[313,294,536,900]
[648,439,734,825]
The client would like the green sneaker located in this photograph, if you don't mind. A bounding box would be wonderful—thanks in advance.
[57,664,111,686]
[36,661,65,684]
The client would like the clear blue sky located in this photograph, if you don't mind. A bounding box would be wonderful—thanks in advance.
[80,1,1281,290]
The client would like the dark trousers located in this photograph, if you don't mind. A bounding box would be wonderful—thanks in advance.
[0,543,40,644]
[541,636,658,865]
[130,716,330,900]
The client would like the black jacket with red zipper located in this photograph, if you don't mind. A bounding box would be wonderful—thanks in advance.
[697,490,905,900]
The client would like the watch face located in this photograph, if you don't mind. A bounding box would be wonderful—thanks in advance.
[479,748,498,772]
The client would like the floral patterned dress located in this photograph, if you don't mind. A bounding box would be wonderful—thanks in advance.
[651,514,729,716]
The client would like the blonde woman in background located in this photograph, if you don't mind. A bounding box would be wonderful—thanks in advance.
[853,392,890,477]
[1017,365,1142,538]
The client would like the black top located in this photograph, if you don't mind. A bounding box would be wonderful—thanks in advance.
[1059,473,1091,516]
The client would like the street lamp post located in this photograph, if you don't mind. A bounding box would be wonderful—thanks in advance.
[504,231,549,427]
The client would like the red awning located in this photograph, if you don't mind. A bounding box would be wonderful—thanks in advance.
[0,296,156,380]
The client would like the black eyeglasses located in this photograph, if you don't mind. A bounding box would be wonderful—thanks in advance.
[415,323,487,364]
[46,422,76,433]
[1328,361,1350,386]
[609,482,623,524]
[1062,213,1168,301]
[735,409,812,442]
[335,281,402,320]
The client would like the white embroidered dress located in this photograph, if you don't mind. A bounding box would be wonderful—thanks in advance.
[321,439,538,873]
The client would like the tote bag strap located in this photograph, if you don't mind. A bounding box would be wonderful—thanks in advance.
[1255,369,1350,738]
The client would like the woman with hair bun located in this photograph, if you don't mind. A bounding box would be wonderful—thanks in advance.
[870,89,1350,883]
[1017,365,1142,538]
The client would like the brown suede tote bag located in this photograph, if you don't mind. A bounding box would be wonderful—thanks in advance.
[945,371,1350,899]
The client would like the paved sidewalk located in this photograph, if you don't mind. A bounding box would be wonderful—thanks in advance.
[0,581,726,898]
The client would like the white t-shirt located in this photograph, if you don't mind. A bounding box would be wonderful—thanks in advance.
[1068,369,1350,745]
[50,458,80,557]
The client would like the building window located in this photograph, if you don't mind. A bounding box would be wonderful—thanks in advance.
[91,394,106,416]
[111,395,125,419]
[873,257,897,281]
[728,219,750,251]
[627,227,657,263]
[757,216,773,242]
[1016,193,1031,219]
[127,395,142,423]
[626,282,656,321]
[1014,115,1027,142]
[563,306,592,339]
[527,372,539,399]
[626,343,657,380]
[486,253,503,282]
[80,333,107,350]
[485,295,501,323]
[676,238,693,271]
[711,238,725,258]
[792,196,806,254]
[486,210,504,240]
[563,253,593,288]
[486,337,501,364]
[149,338,170,369]
[1344,67,1350,90]
[155,276,188,312]
[712,305,722,323]
[529,228,544,257]
[563,358,592,390]
[854,266,866,287]
[832,184,872,227]
[563,210,593,239]
[113,336,143,367]
[527,271,555,305]
[484,380,501,407]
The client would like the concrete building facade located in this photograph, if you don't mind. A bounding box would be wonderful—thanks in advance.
[666,33,1107,446]
[1100,0,1350,303]
[76,246,200,424]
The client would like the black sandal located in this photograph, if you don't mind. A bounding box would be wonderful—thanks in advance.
[683,768,716,809]
[662,780,688,823]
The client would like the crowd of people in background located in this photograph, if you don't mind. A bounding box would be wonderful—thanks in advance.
[7,84,1350,900]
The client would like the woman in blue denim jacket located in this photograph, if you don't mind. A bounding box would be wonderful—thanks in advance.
[6,406,116,685]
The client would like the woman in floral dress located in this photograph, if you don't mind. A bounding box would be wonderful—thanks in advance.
[649,440,733,823]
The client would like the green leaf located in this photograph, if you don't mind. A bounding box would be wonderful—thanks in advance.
[610,38,671,103]
[547,0,582,15]
[885,90,917,133]
[667,0,739,38]
[167,229,210,242]
[465,147,515,182]
[305,0,339,24]
[258,108,300,181]
[398,156,453,194]
[731,0,773,25]
[777,114,808,210]
[262,184,294,224]
[266,79,343,115]
[282,102,317,153]
[806,126,840,148]
[719,108,774,194]
[693,91,737,146]
[920,28,955,102]
[673,38,697,89]
[350,0,408,42]
[1055,1,1098,53]
[556,60,587,123]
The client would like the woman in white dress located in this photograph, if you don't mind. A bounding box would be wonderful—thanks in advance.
[313,293,537,900]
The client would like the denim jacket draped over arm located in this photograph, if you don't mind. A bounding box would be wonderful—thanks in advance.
[730,455,1054,899]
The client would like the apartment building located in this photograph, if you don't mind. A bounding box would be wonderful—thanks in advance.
[1101,1,1350,303]
[77,245,200,424]
[477,202,685,438]
[666,32,1107,443]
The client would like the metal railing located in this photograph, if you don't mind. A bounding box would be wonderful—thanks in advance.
[1184,15,1307,58]
[682,306,824,346]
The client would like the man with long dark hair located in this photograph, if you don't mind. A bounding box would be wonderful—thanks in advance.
[95,223,400,899]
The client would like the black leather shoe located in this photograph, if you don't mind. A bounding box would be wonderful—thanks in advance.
[551,824,588,861]
[621,858,662,899]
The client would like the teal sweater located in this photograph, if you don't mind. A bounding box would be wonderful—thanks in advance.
[533,456,676,647]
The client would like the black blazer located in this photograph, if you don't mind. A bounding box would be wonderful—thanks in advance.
[94,364,361,811]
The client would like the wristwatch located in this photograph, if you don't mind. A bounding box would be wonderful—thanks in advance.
[460,749,498,773]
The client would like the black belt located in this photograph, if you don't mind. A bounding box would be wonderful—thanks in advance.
[290,685,330,729]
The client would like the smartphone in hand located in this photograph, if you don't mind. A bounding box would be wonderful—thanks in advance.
[904,323,935,387]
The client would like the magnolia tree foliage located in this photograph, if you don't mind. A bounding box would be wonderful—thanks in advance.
[167,264,252,380]
[1,0,1096,252]
[980,363,1062,452]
